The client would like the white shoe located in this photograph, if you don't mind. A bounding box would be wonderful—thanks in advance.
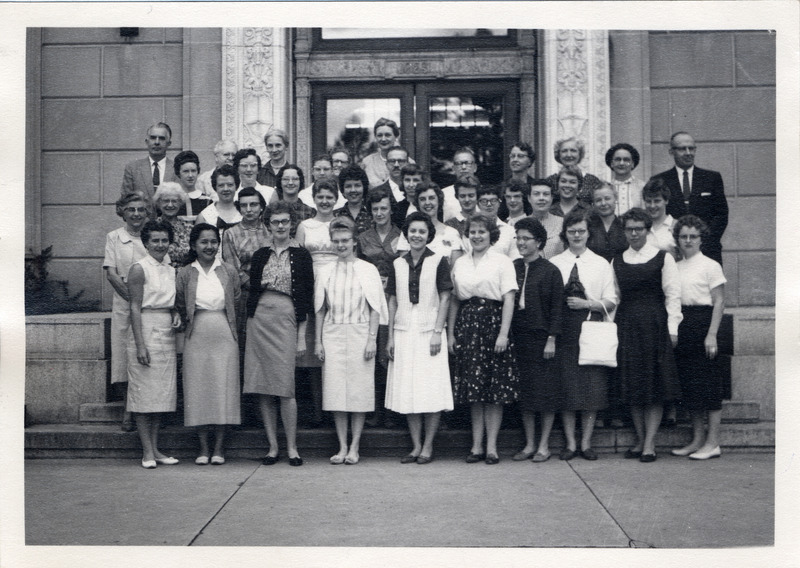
[155,456,179,465]
[195,455,210,465]
[141,459,157,469]
[210,455,225,465]
[688,446,721,460]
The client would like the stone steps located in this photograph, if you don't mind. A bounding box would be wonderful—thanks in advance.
[25,421,775,460]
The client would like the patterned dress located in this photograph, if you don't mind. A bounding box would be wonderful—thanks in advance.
[157,215,194,270]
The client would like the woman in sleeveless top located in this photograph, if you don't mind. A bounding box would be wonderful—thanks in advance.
[126,220,181,469]
[613,208,682,463]
[386,213,453,464]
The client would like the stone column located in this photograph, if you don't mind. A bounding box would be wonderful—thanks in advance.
[222,28,292,161]
[542,30,610,178]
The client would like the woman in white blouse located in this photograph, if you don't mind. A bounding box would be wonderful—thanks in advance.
[605,143,644,216]
[447,213,520,465]
[126,220,182,469]
[671,215,727,460]
[549,209,618,461]
[613,208,683,463]
[643,178,676,257]
[176,224,241,465]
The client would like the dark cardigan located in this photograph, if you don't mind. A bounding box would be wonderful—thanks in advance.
[246,245,314,322]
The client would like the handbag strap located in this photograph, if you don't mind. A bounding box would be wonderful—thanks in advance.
[584,292,612,321]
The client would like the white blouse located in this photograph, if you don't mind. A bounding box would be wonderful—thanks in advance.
[192,259,226,310]
[136,254,176,309]
[615,243,683,336]
[550,247,618,307]
[677,253,727,306]
[646,215,676,256]
[452,249,518,302]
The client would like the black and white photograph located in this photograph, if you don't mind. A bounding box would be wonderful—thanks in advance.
[1,2,798,566]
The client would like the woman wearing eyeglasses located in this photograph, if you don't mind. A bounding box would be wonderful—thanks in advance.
[605,143,644,216]
[549,209,617,461]
[244,202,314,467]
[614,208,682,463]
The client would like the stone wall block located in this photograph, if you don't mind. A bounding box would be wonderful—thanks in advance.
[43,99,182,151]
[722,197,776,250]
[733,311,775,356]
[731,355,775,420]
[669,88,775,141]
[42,153,102,204]
[43,28,169,45]
[42,46,101,97]
[648,90,671,145]
[720,252,738,307]
[736,252,776,306]
[42,205,118,257]
[734,32,776,86]
[103,45,183,96]
[736,142,776,196]
[650,33,734,88]
[26,360,108,424]
[26,315,107,359]
[43,259,105,307]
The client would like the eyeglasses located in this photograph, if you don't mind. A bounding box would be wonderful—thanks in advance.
[454,161,475,167]
[478,198,499,206]
[679,234,701,241]
[269,219,291,227]
[624,226,647,234]
[332,159,349,165]
[387,159,407,165]
[566,229,587,236]
[124,207,148,213]
[671,145,696,152]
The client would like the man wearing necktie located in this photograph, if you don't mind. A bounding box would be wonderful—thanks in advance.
[121,122,177,200]
[649,132,728,265]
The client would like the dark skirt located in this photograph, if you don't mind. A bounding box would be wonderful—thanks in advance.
[674,305,724,412]
[453,298,520,405]
[558,307,608,411]
[243,291,297,397]
[513,329,562,412]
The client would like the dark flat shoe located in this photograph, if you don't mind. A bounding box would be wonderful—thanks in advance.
[639,453,657,463]
[624,449,642,459]
[288,457,303,467]
[416,456,433,465]
[262,455,280,466]
[485,454,500,465]
[559,449,578,461]
[400,454,418,464]
[512,449,535,461]
[581,448,598,461]
[465,453,485,464]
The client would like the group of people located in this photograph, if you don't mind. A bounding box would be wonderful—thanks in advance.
[105,119,728,469]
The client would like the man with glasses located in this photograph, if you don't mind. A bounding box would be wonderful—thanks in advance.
[330,148,351,178]
[442,147,479,221]
[650,132,728,264]
[298,154,345,208]
[371,146,411,207]
[196,139,238,203]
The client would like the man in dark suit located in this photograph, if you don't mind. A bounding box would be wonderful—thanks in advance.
[120,122,176,199]
[371,146,409,225]
[650,132,728,264]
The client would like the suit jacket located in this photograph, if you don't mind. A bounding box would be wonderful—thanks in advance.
[121,157,177,199]
[175,261,240,341]
[650,166,728,263]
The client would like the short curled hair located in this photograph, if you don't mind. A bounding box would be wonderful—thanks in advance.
[501,178,533,218]
[641,177,671,202]
[187,223,220,263]
[557,166,584,191]
[141,219,174,246]
[263,200,297,228]
[515,217,548,251]
[605,143,641,170]
[400,163,423,178]
[510,142,536,163]
[263,128,289,147]
[553,137,586,165]
[211,164,240,192]
[402,211,436,244]
[454,173,481,194]
[153,182,188,206]
[116,191,151,219]
[213,139,238,155]
[275,164,305,199]
[234,186,267,212]
[477,183,503,200]
[366,187,391,207]
[413,182,445,220]
[338,164,370,200]
[373,117,400,137]
[173,150,200,177]
[328,215,356,239]
[672,214,710,247]
[591,182,618,200]
[312,177,339,199]
[620,207,653,231]
[465,213,501,246]
[559,208,594,247]
[233,148,262,171]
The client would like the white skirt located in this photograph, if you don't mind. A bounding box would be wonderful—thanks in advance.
[126,311,177,413]
[322,322,375,412]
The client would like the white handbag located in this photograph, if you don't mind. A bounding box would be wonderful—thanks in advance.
[578,299,617,367]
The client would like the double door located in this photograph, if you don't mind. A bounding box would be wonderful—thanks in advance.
[312,81,519,188]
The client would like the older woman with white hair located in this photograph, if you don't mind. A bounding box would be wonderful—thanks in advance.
[154,182,194,269]
[547,137,603,204]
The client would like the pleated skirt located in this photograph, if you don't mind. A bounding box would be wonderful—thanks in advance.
[126,310,177,413]
[244,291,298,397]
[183,310,241,426]
[322,321,375,412]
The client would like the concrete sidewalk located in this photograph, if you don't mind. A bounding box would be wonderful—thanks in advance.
[25,453,773,548]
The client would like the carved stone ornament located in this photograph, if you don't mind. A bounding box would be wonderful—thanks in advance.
[543,29,610,177]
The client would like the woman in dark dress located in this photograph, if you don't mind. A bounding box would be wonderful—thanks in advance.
[510,217,564,462]
[549,209,618,461]
[586,183,627,262]
[614,208,683,463]
[671,215,726,460]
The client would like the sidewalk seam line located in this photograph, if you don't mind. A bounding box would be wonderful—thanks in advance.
[568,461,636,547]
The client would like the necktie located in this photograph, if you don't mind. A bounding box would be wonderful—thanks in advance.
[682,169,691,201]
[152,162,161,189]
